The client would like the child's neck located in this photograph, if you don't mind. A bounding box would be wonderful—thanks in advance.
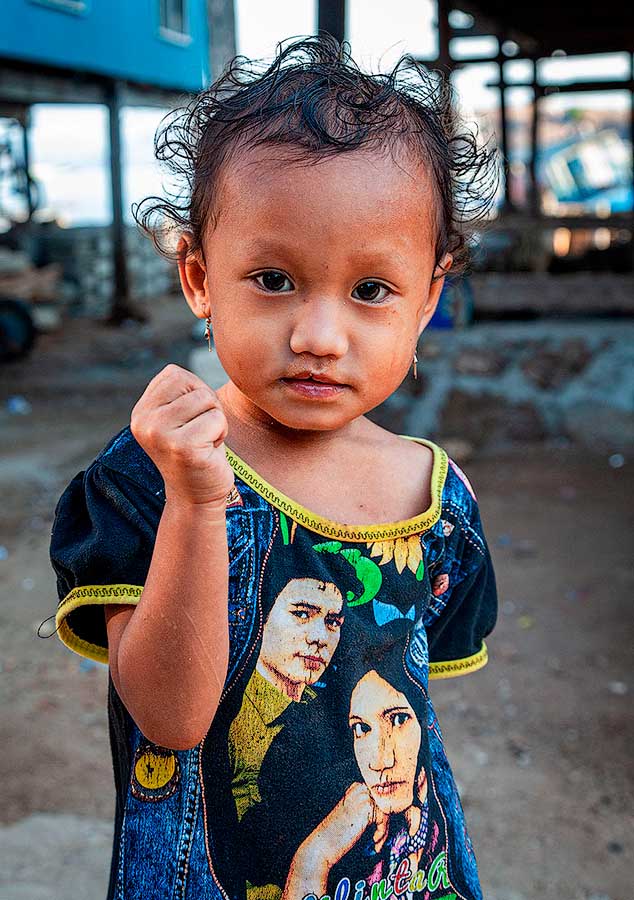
[217,381,367,464]
[216,380,434,528]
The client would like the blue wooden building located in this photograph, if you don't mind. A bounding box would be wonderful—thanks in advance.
[0,0,212,93]
[0,0,235,318]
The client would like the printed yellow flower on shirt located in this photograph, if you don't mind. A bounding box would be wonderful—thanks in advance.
[367,536,425,579]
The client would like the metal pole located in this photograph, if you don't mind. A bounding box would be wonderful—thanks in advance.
[20,107,36,220]
[436,0,452,72]
[630,56,634,271]
[207,0,237,82]
[528,59,540,217]
[498,54,512,209]
[318,0,346,42]
[106,79,133,323]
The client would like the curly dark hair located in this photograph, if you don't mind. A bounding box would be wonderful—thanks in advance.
[134,34,498,274]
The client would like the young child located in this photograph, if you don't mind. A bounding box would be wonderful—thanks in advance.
[50,36,497,900]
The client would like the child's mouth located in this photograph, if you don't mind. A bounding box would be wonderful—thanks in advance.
[281,374,346,398]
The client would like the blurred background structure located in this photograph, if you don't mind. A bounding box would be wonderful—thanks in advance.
[1,4,633,900]
[1,0,634,449]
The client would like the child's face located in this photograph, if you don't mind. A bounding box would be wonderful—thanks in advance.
[180,145,448,432]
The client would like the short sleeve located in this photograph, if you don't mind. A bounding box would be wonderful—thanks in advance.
[425,468,498,679]
[50,460,164,663]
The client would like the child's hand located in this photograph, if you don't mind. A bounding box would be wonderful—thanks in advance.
[131,364,234,507]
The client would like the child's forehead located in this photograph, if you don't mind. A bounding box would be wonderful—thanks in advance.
[212,143,437,241]
[224,141,432,197]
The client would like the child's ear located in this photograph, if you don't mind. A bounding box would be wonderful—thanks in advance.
[177,233,209,319]
[417,253,453,337]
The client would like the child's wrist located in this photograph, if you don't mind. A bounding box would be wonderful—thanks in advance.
[163,493,229,520]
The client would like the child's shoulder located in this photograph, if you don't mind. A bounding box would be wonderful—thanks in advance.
[435,451,489,558]
[393,428,482,527]
[352,419,482,528]
[92,426,161,489]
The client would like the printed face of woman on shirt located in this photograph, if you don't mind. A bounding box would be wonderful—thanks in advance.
[349,670,422,815]
[257,578,344,701]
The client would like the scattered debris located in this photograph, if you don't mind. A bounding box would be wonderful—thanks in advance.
[513,538,537,558]
[6,395,33,416]
[497,678,513,701]
[453,347,509,377]
[608,681,628,696]
[606,841,623,854]
[507,737,533,768]
[518,615,534,630]
[21,577,34,591]
[473,748,490,767]
[497,642,520,662]
[608,453,625,468]
[0,546,8,561]
[520,339,593,391]
[0,252,62,302]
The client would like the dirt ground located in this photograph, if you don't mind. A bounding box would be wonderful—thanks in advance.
[1,296,632,900]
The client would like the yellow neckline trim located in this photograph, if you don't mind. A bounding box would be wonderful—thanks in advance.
[225,437,448,542]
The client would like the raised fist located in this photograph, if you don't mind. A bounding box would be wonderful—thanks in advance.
[131,364,234,507]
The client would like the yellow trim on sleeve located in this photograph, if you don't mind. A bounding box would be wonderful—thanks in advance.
[225,438,448,542]
[56,583,143,664]
[428,642,488,679]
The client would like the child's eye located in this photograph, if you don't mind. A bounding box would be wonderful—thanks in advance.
[253,270,294,293]
[351,281,391,304]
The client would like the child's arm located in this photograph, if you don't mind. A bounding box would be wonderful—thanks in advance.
[105,364,235,750]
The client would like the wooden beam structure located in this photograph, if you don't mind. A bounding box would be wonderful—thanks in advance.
[207,0,237,81]
[436,0,452,73]
[318,0,345,43]
[106,80,133,323]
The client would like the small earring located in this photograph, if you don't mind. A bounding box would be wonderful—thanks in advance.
[412,350,418,380]
[203,316,212,353]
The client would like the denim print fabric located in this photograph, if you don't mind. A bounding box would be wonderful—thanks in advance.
[51,428,497,900]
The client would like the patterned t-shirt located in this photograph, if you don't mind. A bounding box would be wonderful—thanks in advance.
[51,427,497,900]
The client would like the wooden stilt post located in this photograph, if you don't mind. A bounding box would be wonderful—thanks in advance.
[318,0,346,42]
[106,79,136,324]
[207,0,237,82]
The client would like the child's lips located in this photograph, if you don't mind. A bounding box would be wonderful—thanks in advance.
[281,375,347,397]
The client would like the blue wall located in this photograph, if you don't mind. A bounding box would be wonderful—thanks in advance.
[0,0,210,91]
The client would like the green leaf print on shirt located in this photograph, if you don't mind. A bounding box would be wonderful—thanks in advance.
[313,541,383,608]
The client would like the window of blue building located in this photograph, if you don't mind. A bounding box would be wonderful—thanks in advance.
[29,0,88,15]
[160,0,190,40]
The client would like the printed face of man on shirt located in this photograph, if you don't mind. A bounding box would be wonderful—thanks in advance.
[257,578,344,702]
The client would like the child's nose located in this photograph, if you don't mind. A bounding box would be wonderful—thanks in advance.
[289,296,349,359]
